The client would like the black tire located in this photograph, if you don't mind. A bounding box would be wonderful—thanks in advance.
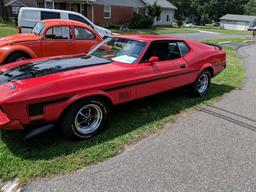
[191,70,211,97]
[60,98,110,140]
[6,52,30,64]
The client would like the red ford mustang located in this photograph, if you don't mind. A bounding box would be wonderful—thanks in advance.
[0,35,226,140]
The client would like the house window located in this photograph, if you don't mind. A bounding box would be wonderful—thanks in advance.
[156,15,161,22]
[80,4,85,15]
[37,2,43,8]
[12,6,21,15]
[134,7,139,14]
[166,15,170,22]
[45,0,54,9]
[104,5,111,19]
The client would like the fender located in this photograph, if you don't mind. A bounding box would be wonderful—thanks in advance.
[199,63,215,76]
[0,45,38,63]
[66,90,114,106]
[43,90,114,122]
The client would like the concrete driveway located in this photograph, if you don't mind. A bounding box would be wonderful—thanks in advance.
[23,45,256,192]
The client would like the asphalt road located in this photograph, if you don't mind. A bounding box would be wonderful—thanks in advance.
[23,44,256,192]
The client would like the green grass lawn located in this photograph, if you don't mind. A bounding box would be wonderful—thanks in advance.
[0,21,252,36]
[0,22,17,37]
[0,45,245,182]
[193,24,251,35]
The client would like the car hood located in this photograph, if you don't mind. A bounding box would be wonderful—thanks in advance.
[94,25,112,37]
[0,33,41,47]
[0,55,111,86]
[0,82,20,100]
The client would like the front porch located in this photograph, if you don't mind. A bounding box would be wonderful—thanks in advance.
[37,0,95,21]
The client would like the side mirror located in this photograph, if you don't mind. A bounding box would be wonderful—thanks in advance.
[149,56,159,65]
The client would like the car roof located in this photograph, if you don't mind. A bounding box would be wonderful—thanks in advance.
[113,34,182,43]
[42,19,90,28]
[20,7,89,18]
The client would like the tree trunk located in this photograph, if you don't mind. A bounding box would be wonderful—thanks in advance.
[0,0,7,21]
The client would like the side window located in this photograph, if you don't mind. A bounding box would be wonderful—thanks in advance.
[74,27,95,40]
[141,41,181,62]
[41,11,60,20]
[45,27,72,40]
[168,42,181,59]
[177,42,190,57]
[68,14,91,26]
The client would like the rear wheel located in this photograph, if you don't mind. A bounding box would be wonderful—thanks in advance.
[6,52,30,64]
[60,98,110,140]
[191,70,211,97]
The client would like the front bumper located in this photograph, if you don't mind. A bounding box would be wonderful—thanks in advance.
[0,110,23,130]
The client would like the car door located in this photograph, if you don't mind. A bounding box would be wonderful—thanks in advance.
[73,27,99,54]
[41,26,76,57]
[136,40,191,98]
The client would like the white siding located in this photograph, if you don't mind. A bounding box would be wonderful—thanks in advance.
[153,8,174,26]
[220,20,250,31]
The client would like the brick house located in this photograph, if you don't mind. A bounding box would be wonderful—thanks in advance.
[4,0,37,17]
[36,0,177,26]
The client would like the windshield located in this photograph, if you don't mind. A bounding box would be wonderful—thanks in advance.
[88,37,146,64]
[32,22,45,35]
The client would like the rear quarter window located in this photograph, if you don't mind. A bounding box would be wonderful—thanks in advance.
[68,14,91,26]
[177,42,190,57]
[41,11,60,20]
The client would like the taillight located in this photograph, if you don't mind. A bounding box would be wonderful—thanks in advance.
[18,27,21,33]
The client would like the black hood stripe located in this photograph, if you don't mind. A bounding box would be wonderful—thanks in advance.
[0,55,111,85]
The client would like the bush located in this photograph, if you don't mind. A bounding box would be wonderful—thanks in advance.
[131,13,154,28]
[177,19,183,28]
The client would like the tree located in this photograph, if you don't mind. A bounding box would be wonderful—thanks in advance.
[147,2,162,18]
[244,0,256,15]
[0,0,6,20]
[170,0,193,20]
[171,0,250,24]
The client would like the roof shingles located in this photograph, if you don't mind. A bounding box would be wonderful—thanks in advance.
[142,0,177,9]
[220,14,256,22]
[4,0,37,7]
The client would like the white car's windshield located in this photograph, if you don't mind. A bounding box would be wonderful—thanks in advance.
[88,37,146,64]
[32,22,45,35]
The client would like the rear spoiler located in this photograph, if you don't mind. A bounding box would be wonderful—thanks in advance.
[203,42,223,50]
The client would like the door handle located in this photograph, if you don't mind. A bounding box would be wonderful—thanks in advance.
[180,64,187,69]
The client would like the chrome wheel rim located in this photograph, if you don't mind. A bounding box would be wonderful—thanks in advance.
[74,104,103,135]
[197,74,209,94]
[15,57,27,61]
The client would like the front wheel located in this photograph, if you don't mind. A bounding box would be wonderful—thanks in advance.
[191,70,211,97]
[60,98,110,140]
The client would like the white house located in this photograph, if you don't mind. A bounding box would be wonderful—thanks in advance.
[143,0,177,26]
[220,14,256,31]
